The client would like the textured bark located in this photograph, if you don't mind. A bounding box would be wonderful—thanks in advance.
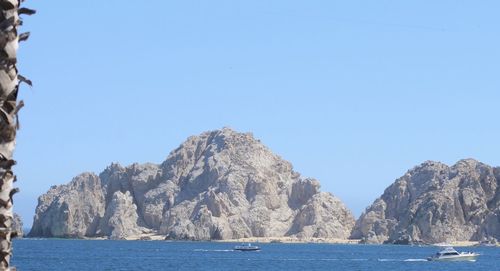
[0,0,34,270]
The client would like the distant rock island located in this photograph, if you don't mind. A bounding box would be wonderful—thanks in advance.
[351,159,499,244]
[29,128,355,240]
[13,213,23,238]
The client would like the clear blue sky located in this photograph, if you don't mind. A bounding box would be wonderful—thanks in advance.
[16,1,500,227]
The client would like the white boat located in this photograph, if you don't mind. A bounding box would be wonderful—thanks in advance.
[427,246,479,261]
[233,243,260,251]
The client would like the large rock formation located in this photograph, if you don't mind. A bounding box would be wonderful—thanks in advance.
[29,128,355,240]
[351,159,500,244]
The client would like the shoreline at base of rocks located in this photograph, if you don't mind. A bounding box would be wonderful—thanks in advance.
[25,231,497,247]
[96,234,361,244]
[72,234,494,247]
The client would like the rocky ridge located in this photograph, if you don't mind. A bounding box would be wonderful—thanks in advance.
[351,159,500,244]
[29,128,355,240]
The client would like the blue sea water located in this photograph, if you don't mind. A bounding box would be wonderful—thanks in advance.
[11,239,499,271]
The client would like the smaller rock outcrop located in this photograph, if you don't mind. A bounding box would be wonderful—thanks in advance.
[12,213,23,238]
[352,159,500,244]
[29,173,106,238]
[97,191,149,239]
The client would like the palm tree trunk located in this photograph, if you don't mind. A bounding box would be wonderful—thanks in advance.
[0,0,34,270]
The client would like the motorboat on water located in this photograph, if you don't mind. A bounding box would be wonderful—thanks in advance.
[233,243,260,251]
[427,246,479,261]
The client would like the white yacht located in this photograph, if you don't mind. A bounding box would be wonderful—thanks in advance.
[427,246,479,261]
[233,243,260,251]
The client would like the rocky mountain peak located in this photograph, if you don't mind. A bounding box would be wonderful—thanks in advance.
[30,128,355,240]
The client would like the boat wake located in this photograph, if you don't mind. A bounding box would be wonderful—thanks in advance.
[193,249,234,252]
[378,258,428,262]
[247,258,368,262]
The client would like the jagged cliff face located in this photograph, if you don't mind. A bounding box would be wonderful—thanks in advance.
[29,128,355,240]
[351,159,500,244]
[29,173,106,237]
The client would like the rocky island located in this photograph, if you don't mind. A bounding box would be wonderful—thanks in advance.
[12,213,23,238]
[351,159,499,245]
[27,128,500,245]
[29,128,355,240]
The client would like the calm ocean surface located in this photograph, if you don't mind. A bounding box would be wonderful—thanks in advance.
[11,239,499,270]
